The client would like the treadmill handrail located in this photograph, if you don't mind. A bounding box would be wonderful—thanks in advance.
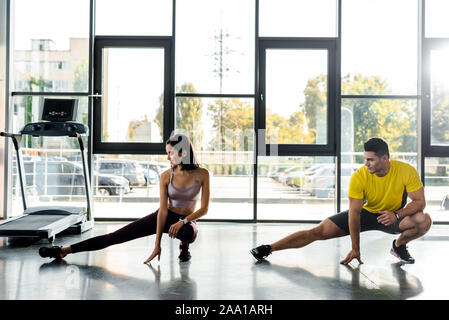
[0,132,22,138]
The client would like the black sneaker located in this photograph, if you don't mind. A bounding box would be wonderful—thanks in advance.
[390,240,415,264]
[39,246,63,260]
[179,246,191,262]
[250,244,272,261]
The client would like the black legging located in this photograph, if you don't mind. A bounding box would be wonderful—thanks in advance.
[70,209,198,253]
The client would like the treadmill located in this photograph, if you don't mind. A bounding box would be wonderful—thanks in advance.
[0,98,94,243]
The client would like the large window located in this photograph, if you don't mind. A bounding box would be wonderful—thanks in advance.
[176,0,254,94]
[422,2,449,223]
[430,45,449,146]
[259,0,338,37]
[425,0,449,38]
[93,38,172,154]
[341,0,418,95]
[100,47,164,143]
[95,0,172,36]
[12,0,90,93]
[6,0,449,223]
[258,39,337,156]
[8,0,91,219]
[265,49,328,145]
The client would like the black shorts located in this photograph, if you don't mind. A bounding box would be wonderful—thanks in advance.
[328,209,403,235]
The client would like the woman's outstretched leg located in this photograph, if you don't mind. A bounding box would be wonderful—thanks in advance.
[39,209,198,261]
[39,209,161,259]
[69,210,159,253]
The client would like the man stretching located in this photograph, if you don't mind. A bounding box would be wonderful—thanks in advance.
[251,137,432,265]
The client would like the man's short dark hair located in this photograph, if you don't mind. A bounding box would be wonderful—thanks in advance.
[364,137,390,158]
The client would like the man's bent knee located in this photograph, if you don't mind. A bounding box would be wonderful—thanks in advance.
[400,212,432,235]
[419,213,432,234]
[412,211,432,228]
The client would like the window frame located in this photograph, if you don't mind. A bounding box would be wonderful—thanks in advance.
[422,37,449,157]
[92,36,173,155]
[258,38,338,156]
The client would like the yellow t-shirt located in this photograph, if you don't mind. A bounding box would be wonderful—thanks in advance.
[348,160,423,213]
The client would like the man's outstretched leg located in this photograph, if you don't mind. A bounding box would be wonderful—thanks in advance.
[250,218,347,261]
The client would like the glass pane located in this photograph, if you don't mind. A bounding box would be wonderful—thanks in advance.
[12,0,90,92]
[11,148,90,217]
[12,153,174,219]
[340,98,418,209]
[175,96,254,151]
[257,156,336,221]
[175,97,255,220]
[92,155,169,219]
[10,96,89,217]
[424,157,449,223]
[91,153,252,220]
[342,0,418,95]
[265,49,327,144]
[430,46,449,146]
[95,0,172,36]
[259,0,338,37]
[102,48,164,143]
[426,0,449,38]
[176,0,254,94]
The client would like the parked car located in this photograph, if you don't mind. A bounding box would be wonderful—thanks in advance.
[279,166,303,184]
[141,166,159,185]
[267,166,290,180]
[67,162,131,196]
[139,161,170,175]
[304,163,361,198]
[138,161,170,185]
[13,157,130,196]
[95,159,146,188]
[286,164,325,190]
[91,171,130,196]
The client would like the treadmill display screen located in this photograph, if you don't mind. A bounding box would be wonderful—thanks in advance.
[40,98,78,122]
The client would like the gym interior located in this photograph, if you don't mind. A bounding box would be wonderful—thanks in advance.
[1,0,449,302]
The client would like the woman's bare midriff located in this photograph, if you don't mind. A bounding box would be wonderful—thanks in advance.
[168,204,195,216]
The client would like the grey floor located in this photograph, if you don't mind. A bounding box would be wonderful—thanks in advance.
[0,221,448,300]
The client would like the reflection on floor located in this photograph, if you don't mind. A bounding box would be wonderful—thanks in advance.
[0,221,448,300]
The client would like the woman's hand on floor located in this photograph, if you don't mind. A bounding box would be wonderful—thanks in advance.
[144,246,161,264]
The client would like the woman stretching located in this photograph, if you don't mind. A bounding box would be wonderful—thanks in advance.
[38,133,210,263]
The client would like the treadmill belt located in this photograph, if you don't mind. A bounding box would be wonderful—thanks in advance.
[0,215,76,230]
